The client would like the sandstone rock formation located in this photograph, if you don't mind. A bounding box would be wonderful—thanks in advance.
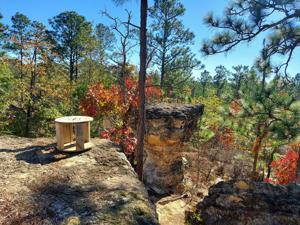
[0,136,158,225]
[143,103,204,195]
[196,180,300,225]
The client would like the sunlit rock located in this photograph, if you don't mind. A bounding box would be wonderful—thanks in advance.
[143,103,204,195]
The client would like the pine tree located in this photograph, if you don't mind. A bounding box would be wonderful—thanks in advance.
[229,65,300,179]
[0,13,7,56]
[230,65,249,99]
[202,0,300,182]
[94,23,115,64]
[49,11,93,81]
[213,65,229,98]
[149,0,201,95]
[7,12,31,79]
[202,0,300,76]
[199,70,212,97]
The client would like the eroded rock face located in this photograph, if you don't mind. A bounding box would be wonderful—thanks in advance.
[0,136,158,225]
[196,180,300,225]
[144,103,204,195]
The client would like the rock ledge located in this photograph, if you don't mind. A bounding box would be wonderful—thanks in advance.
[0,136,158,225]
[196,180,300,225]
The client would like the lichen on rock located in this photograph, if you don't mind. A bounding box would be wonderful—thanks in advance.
[196,180,300,225]
[143,103,204,195]
[0,136,158,225]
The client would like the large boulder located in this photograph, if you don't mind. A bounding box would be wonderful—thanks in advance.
[143,103,204,195]
[196,180,300,225]
[0,136,158,225]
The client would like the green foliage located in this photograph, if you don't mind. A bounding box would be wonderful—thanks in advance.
[49,11,93,81]
[0,5,299,183]
[0,13,7,56]
[202,0,299,76]
[94,23,115,63]
[186,210,204,225]
[6,12,31,56]
[191,92,225,143]
[230,65,249,99]
[0,61,14,133]
[213,65,229,98]
[149,0,202,96]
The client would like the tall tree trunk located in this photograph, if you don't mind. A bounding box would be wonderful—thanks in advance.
[160,53,165,89]
[202,83,206,96]
[136,0,147,181]
[296,153,300,184]
[120,44,127,103]
[25,48,37,137]
[75,52,78,81]
[20,48,23,79]
[266,148,276,179]
[251,125,268,179]
[69,50,74,81]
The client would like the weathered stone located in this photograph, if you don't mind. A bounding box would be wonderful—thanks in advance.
[196,180,300,225]
[143,103,204,195]
[156,195,191,225]
[0,136,158,225]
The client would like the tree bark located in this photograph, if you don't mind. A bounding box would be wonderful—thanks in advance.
[160,52,165,89]
[136,0,147,181]
[251,125,268,179]
[296,153,300,184]
[75,50,78,81]
[20,48,23,79]
[25,48,37,137]
[69,49,74,81]
[266,148,276,179]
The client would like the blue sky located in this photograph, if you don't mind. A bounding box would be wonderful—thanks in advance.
[0,0,299,77]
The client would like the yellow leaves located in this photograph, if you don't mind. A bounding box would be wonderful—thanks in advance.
[191,94,224,129]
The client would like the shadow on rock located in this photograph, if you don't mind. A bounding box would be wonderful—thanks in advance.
[25,179,157,225]
[26,179,103,225]
[11,143,84,165]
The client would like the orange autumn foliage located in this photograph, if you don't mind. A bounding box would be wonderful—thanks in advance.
[265,142,300,184]
[80,75,161,156]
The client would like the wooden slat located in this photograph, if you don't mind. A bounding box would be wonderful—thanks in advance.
[63,124,73,144]
[55,123,64,150]
[75,123,85,151]
[62,142,94,152]
[82,122,90,142]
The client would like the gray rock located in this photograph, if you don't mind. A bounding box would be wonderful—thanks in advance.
[0,136,158,225]
[196,180,300,225]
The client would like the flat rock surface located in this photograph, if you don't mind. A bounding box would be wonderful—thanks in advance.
[197,180,300,225]
[146,103,204,120]
[156,195,190,225]
[0,136,158,225]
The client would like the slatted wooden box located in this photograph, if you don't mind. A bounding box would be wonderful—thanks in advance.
[55,116,93,152]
